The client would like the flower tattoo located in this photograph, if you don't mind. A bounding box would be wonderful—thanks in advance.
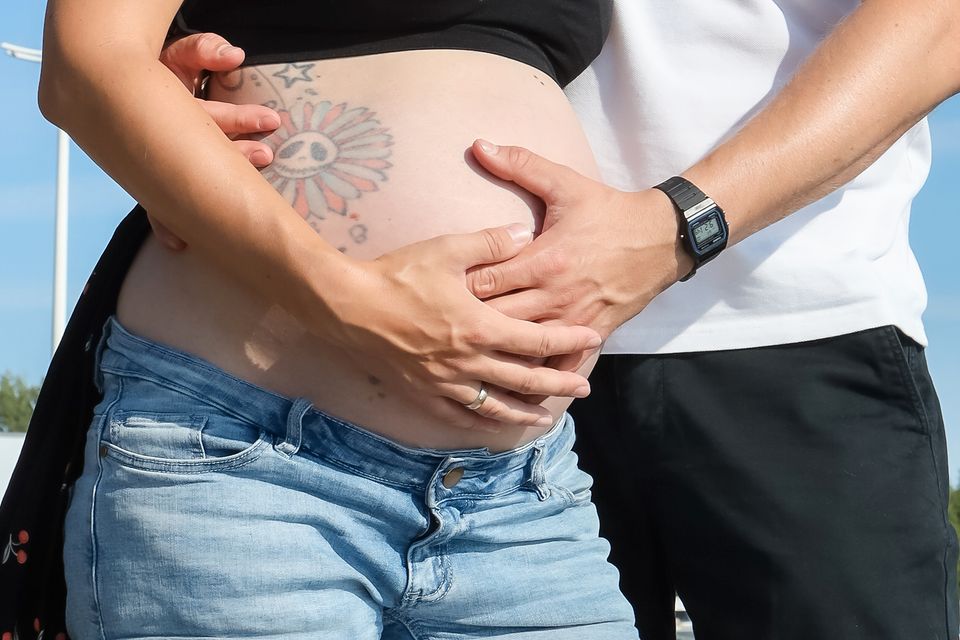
[262,100,393,227]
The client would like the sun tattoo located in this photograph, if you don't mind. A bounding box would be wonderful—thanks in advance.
[262,100,393,225]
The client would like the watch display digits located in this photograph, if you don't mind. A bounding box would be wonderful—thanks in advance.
[654,176,729,281]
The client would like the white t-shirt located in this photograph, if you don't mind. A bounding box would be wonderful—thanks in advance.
[565,0,930,354]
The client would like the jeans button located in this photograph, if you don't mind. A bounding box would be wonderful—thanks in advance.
[442,467,464,488]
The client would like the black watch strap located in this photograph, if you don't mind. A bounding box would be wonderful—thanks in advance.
[654,176,708,214]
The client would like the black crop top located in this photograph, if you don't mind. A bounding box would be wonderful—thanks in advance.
[175,0,612,88]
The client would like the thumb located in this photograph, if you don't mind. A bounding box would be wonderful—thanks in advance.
[449,224,533,268]
[160,33,245,91]
[472,140,580,205]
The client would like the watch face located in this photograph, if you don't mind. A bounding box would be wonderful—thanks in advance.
[690,208,726,252]
[693,217,721,245]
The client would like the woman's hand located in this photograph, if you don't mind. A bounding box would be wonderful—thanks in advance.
[160,32,280,160]
[152,33,281,250]
[332,224,602,430]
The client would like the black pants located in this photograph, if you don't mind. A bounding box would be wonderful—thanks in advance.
[570,326,958,639]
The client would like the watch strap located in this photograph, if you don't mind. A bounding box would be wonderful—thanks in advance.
[654,176,708,216]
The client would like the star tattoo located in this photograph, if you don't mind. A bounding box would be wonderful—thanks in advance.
[272,63,316,88]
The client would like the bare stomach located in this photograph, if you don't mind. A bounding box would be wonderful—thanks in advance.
[117,49,600,451]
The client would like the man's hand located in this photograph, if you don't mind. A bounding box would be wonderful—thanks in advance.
[152,33,280,249]
[336,224,603,430]
[466,140,691,347]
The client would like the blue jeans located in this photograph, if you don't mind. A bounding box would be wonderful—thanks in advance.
[64,318,637,639]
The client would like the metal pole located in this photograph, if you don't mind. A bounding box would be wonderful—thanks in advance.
[53,130,69,351]
[2,43,69,354]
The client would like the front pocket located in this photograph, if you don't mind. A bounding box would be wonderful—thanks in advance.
[108,412,206,459]
[885,326,933,437]
[102,410,269,473]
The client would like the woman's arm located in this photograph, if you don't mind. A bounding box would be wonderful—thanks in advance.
[150,32,282,250]
[38,0,600,429]
[39,0,346,325]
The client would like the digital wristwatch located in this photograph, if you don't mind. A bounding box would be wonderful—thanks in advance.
[653,176,729,282]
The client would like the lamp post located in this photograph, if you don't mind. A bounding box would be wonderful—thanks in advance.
[2,42,70,355]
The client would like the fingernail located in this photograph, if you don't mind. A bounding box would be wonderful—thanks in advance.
[506,223,532,245]
[217,44,242,57]
[250,150,270,166]
[587,336,602,349]
[477,139,499,155]
[574,384,591,398]
[260,114,281,130]
[536,416,555,427]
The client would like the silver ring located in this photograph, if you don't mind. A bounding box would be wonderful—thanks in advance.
[464,383,489,411]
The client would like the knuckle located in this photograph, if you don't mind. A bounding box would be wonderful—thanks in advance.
[516,371,538,395]
[481,228,507,259]
[196,32,223,54]
[488,269,505,294]
[554,287,577,310]
[540,250,568,277]
[536,331,553,358]
[507,146,533,171]
[477,399,504,420]
[461,320,490,346]
[423,361,448,383]
[471,268,495,296]
[434,234,457,255]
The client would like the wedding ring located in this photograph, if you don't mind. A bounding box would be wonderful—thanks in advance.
[464,383,489,411]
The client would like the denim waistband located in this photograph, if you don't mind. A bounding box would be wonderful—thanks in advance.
[96,317,572,493]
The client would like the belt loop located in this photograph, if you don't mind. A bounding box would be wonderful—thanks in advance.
[276,397,311,458]
[530,439,550,501]
[426,456,458,509]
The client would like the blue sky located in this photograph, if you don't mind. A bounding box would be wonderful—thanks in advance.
[2,4,960,479]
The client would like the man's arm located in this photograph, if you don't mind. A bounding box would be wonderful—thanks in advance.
[685,0,960,240]
[467,0,960,340]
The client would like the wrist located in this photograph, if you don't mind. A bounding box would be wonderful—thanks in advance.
[632,188,693,296]
[683,158,745,243]
[642,188,696,288]
[282,230,367,348]
[652,176,730,281]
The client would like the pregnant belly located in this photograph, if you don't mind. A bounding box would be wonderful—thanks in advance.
[117,50,600,451]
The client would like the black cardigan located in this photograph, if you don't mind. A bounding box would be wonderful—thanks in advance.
[0,207,150,640]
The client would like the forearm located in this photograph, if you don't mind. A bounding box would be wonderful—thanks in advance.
[38,19,353,337]
[684,0,960,243]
